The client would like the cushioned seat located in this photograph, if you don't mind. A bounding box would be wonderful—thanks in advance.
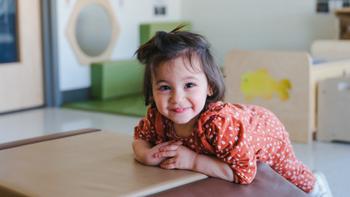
[64,93,146,117]
[152,162,308,197]
[64,59,147,117]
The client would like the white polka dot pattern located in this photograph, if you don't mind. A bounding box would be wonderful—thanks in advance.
[134,102,316,193]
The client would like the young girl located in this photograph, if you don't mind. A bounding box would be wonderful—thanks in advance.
[132,26,332,197]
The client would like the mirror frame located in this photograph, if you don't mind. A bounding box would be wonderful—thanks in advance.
[66,0,120,65]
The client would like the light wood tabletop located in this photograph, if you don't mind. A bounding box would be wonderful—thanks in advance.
[0,131,207,197]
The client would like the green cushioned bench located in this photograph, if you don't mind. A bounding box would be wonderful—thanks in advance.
[63,94,146,117]
[64,60,147,117]
[91,60,144,100]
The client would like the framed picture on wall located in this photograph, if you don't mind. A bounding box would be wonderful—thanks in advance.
[0,0,19,64]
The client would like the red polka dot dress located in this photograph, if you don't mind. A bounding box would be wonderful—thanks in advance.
[134,101,316,193]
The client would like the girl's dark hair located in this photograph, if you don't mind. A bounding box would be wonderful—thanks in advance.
[135,25,225,106]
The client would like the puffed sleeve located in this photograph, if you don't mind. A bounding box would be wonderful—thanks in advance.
[202,114,257,184]
[134,107,157,145]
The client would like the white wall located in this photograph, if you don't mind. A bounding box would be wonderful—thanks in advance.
[56,0,181,91]
[181,0,339,66]
[57,0,340,91]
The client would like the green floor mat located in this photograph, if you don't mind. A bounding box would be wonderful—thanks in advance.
[63,95,147,117]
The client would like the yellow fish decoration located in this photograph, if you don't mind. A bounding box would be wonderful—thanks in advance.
[240,69,292,101]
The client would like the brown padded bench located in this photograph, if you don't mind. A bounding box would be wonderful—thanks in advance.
[0,131,308,196]
[152,162,308,197]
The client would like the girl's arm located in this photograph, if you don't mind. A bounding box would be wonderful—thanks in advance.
[133,108,171,166]
[156,145,233,182]
[132,139,152,164]
[193,153,234,182]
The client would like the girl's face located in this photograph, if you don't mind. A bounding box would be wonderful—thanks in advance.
[151,55,211,127]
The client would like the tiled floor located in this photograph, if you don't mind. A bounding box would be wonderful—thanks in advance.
[1,107,349,197]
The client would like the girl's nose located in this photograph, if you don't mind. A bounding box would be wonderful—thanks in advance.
[170,89,184,104]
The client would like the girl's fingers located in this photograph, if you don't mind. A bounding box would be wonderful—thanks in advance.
[154,150,177,158]
[160,144,181,152]
[160,158,176,169]
[153,141,183,158]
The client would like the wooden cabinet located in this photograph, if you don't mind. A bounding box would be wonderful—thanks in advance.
[336,8,350,39]
[317,77,350,142]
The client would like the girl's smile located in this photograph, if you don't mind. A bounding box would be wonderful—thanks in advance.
[171,107,190,113]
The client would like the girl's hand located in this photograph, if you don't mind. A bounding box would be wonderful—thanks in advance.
[154,144,234,182]
[144,141,183,166]
[157,145,198,170]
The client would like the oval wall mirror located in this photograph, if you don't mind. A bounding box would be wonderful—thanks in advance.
[75,3,112,57]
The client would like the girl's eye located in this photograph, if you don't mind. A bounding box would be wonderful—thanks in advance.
[185,82,196,89]
[159,85,171,91]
